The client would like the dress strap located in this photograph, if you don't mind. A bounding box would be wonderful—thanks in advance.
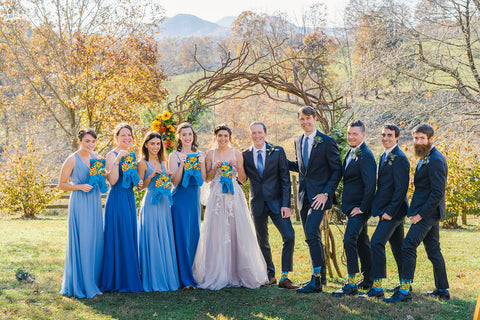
[212,149,216,170]
[174,151,181,164]
[232,148,236,160]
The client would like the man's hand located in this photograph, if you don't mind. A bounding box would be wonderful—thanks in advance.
[311,193,328,210]
[409,214,422,224]
[281,207,291,218]
[381,213,392,221]
[350,207,363,216]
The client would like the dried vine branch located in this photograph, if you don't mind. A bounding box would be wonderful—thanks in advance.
[169,41,348,133]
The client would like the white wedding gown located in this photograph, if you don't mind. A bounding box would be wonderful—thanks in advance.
[192,150,268,290]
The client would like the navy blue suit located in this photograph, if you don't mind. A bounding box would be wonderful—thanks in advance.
[402,147,449,289]
[243,142,294,277]
[370,145,410,280]
[288,130,342,268]
[341,142,376,281]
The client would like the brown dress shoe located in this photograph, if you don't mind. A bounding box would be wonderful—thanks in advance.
[264,277,277,286]
[278,278,299,290]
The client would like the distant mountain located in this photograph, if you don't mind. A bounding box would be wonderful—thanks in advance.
[158,14,230,38]
[216,16,236,28]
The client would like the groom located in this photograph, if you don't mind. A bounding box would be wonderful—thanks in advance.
[243,121,298,290]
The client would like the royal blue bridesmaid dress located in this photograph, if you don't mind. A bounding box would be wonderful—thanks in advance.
[171,153,202,287]
[138,161,179,292]
[100,151,143,292]
[60,152,104,298]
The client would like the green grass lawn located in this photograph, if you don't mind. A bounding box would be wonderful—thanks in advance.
[0,214,478,319]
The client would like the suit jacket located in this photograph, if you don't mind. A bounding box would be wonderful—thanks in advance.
[243,142,291,216]
[371,145,410,220]
[288,130,342,212]
[407,147,447,221]
[341,142,377,215]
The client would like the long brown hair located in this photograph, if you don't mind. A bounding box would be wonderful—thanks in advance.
[141,131,166,162]
[176,122,199,152]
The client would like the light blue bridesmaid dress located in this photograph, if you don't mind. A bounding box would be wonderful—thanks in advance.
[138,161,179,292]
[60,152,104,298]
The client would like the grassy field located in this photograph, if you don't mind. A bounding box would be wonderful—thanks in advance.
[0,214,479,320]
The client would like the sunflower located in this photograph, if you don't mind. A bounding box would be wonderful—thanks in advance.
[151,119,161,132]
[162,111,172,121]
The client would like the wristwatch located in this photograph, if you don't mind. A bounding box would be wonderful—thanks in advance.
[323,193,329,197]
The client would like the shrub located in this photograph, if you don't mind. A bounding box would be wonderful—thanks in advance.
[0,141,60,219]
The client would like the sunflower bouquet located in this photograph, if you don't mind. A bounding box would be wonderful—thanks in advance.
[151,111,176,153]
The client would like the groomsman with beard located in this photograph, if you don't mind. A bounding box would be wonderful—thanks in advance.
[288,106,343,293]
[360,123,410,299]
[385,123,449,303]
[333,120,376,297]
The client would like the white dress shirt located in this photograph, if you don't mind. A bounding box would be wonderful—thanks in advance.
[253,143,266,169]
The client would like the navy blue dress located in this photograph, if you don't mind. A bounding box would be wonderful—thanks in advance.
[100,151,143,292]
[171,153,201,287]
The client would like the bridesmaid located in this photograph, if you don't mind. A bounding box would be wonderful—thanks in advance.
[169,122,206,288]
[137,131,179,292]
[100,123,143,293]
[59,128,104,299]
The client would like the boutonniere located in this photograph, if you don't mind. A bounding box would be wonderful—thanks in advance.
[266,145,279,156]
[351,148,361,161]
[420,155,430,167]
[313,136,323,148]
[386,153,397,166]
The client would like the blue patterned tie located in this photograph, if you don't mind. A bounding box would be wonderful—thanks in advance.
[257,150,264,178]
[302,136,309,169]
[380,152,386,168]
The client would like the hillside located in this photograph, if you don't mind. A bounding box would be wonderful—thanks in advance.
[158,14,231,38]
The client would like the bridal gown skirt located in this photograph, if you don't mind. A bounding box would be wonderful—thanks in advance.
[192,177,268,290]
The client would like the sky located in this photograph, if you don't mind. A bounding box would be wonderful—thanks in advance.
[160,0,349,26]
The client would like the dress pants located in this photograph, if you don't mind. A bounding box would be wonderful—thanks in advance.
[253,205,295,278]
[300,197,326,268]
[401,218,449,289]
[370,218,404,280]
[344,214,373,281]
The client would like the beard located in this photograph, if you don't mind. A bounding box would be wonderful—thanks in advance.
[414,142,432,158]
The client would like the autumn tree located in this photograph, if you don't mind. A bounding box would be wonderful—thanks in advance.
[0,0,168,150]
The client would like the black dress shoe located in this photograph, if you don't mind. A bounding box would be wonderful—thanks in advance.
[359,288,384,299]
[427,289,450,300]
[296,276,322,294]
[384,290,412,303]
[357,279,373,290]
[332,284,358,297]
[387,284,413,293]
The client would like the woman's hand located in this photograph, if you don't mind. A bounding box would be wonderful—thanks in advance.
[198,153,205,164]
[77,184,94,192]
[229,160,238,168]
[115,150,129,163]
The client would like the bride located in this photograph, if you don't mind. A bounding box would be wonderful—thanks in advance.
[192,124,268,290]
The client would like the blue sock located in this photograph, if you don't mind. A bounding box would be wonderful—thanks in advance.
[346,273,356,287]
[372,278,382,291]
[312,267,321,277]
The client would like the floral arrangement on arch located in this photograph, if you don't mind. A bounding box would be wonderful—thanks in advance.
[151,111,176,153]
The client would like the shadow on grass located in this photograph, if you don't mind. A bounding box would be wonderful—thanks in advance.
[77,285,475,320]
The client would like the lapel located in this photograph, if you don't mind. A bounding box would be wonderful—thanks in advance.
[379,145,397,174]
[345,142,365,172]
[296,135,306,174]
[415,147,434,176]
[343,148,351,171]
[264,142,272,173]
[247,145,262,179]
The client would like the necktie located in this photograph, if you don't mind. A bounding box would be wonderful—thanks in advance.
[302,136,309,169]
[345,149,352,167]
[257,150,264,178]
[380,152,386,168]
[417,159,423,170]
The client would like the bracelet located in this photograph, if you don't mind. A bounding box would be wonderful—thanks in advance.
[113,162,119,166]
